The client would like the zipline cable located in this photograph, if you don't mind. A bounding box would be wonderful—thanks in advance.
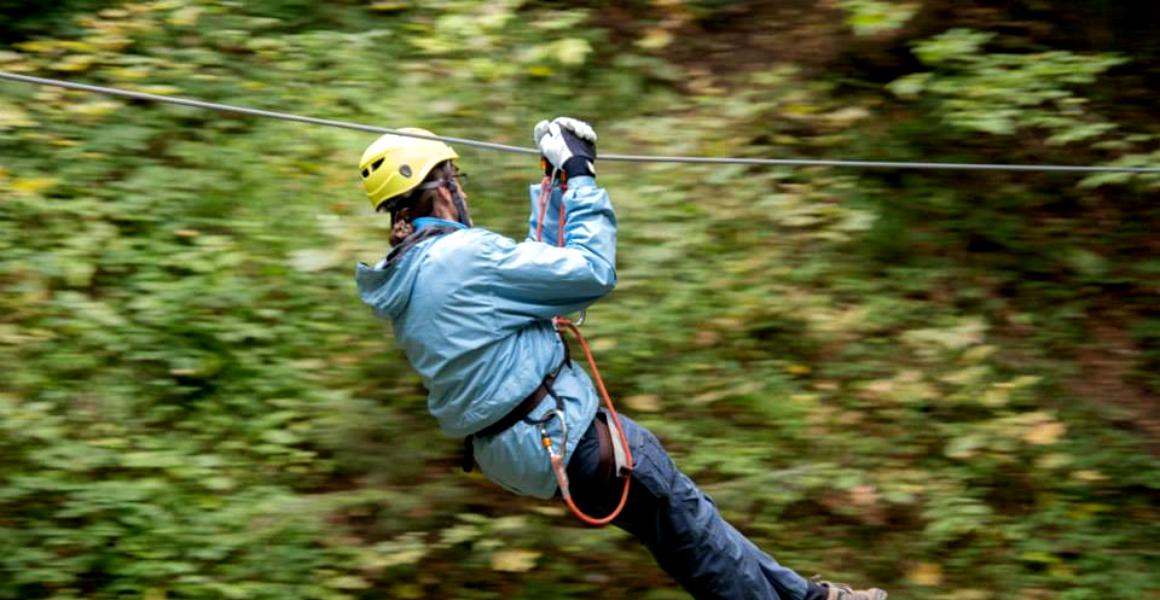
[0,72,537,156]
[3,71,1159,174]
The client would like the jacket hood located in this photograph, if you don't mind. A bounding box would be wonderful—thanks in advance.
[355,250,423,320]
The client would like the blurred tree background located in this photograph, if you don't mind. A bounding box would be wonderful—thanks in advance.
[1,1,1157,599]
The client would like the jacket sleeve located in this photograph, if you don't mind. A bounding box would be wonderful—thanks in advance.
[492,176,617,320]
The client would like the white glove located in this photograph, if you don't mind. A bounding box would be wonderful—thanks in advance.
[533,117,597,178]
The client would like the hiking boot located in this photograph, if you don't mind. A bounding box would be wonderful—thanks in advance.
[818,581,888,600]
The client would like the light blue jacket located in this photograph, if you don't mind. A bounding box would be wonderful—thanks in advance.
[355,176,616,498]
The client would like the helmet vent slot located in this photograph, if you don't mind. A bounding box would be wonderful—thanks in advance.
[362,158,386,179]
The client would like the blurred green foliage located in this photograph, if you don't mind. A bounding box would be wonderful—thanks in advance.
[0,1,1157,599]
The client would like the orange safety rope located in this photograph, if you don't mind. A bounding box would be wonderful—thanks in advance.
[535,174,551,242]
[536,174,634,527]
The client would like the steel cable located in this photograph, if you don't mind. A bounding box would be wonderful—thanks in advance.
[2,71,1158,174]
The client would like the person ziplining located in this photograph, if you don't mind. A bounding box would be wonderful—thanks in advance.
[353,116,888,600]
[10,70,1157,599]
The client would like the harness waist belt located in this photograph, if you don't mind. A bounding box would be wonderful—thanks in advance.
[461,370,559,472]
[477,371,558,438]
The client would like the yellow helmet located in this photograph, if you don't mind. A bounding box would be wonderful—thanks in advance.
[359,128,459,211]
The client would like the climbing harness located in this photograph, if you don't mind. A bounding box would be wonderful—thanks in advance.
[460,355,567,473]
[2,72,1159,174]
[534,168,635,527]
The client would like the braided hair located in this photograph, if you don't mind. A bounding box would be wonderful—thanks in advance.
[380,161,465,266]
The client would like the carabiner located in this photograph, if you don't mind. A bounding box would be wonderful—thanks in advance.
[537,408,568,459]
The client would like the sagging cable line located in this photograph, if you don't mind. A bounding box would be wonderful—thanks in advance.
[2,71,1159,175]
[0,72,536,156]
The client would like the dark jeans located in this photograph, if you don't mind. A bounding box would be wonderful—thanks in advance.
[566,413,814,600]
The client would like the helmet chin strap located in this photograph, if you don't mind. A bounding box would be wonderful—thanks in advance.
[446,180,472,227]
